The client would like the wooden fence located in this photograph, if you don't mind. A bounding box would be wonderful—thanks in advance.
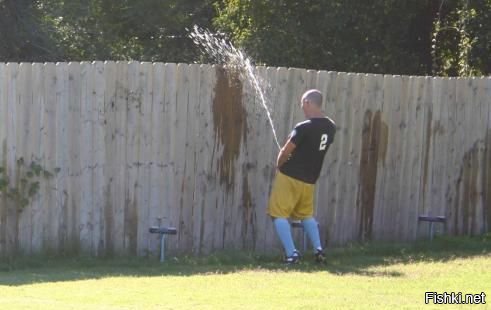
[0,62,490,257]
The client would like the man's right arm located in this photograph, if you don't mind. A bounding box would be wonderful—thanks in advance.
[276,139,296,168]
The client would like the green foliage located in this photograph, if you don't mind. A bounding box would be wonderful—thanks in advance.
[1,0,489,76]
[214,0,490,76]
[0,0,61,61]
[0,158,58,211]
[431,0,491,76]
[214,0,435,75]
[36,0,215,62]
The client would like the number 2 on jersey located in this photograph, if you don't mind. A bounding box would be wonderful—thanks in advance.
[319,134,328,151]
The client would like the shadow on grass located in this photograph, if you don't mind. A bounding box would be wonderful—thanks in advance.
[0,234,490,286]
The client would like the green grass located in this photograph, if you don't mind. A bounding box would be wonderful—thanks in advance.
[1,235,490,309]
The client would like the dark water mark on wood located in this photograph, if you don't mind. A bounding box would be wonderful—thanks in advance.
[421,108,433,210]
[104,183,113,256]
[454,139,487,235]
[124,188,138,255]
[212,67,247,190]
[241,173,255,249]
[358,110,388,240]
[484,130,491,233]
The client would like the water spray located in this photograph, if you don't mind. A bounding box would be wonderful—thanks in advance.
[188,25,281,150]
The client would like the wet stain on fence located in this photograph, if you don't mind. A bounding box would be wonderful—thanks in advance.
[241,173,255,248]
[104,187,113,256]
[432,120,445,137]
[377,112,389,164]
[454,141,480,235]
[70,197,80,254]
[124,190,138,255]
[421,108,433,209]
[484,130,491,231]
[0,141,6,255]
[60,190,69,253]
[0,197,5,252]
[358,110,387,240]
[212,67,247,189]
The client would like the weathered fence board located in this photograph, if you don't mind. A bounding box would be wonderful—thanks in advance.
[161,63,178,252]
[183,63,200,253]
[476,78,488,235]
[484,78,491,234]
[371,74,388,241]
[319,71,340,244]
[124,61,141,255]
[150,62,168,254]
[0,62,490,257]
[102,61,116,255]
[193,65,213,254]
[66,62,81,255]
[405,77,426,240]
[346,74,364,242]
[30,63,44,253]
[443,78,458,235]
[17,64,31,253]
[313,70,330,243]
[0,64,6,256]
[79,62,92,254]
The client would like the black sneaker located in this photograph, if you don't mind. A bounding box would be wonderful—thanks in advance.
[314,249,326,263]
[284,250,301,264]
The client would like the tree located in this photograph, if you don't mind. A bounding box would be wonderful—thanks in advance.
[214,0,490,76]
[34,0,216,61]
[214,0,435,75]
[0,0,60,61]
[432,0,491,76]
[2,0,489,76]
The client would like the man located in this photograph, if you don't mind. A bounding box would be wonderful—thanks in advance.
[268,89,336,264]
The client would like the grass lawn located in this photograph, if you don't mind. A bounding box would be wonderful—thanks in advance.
[1,235,490,309]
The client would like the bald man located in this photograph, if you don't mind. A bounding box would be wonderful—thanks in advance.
[268,89,336,264]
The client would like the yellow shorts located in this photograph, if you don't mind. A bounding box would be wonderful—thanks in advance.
[267,172,315,220]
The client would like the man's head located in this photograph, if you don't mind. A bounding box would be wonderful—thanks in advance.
[300,89,323,117]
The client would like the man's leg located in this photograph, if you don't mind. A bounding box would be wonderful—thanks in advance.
[296,184,326,262]
[302,217,322,251]
[302,218,325,262]
[272,217,297,257]
[267,173,299,262]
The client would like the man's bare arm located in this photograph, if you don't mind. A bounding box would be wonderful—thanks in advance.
[276,140,296,168]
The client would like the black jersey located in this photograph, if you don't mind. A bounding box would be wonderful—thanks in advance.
[279,117,336,184]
